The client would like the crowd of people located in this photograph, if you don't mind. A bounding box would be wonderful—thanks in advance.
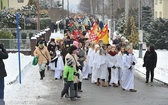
[33,15,157,101]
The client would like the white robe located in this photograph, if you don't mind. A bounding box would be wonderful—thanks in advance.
[116,52,124,81]
[53,50,64,79]
[122,53,137,90]
[82,60,90,79]
[94,50,108,81]
[108,54,119,84]
[90,51,97,83]
[87,48,94,74]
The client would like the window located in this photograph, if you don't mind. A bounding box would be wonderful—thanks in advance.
[155,11,158,18]
[18,0,24,3]
[159,0,162,4]
[155,0,158,5]
[159,12,162,18]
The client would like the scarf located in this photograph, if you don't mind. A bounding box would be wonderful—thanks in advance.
[108,51,117,56]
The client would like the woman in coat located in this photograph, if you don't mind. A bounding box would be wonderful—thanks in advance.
[34,41,51,80]
[143,45,157,83]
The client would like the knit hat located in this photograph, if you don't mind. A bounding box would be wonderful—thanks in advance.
[66,58,73,66]
[69,45,77,54]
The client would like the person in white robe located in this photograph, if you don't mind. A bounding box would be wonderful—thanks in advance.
[51,50,64,80]
[94,44,108,87]
[116,47,125,86]
[89,44,100,83]
[122,45,137,92]
[83,42,95,79]
[108,45,119,87]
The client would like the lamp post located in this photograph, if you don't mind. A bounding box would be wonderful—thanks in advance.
[67,0,69,18]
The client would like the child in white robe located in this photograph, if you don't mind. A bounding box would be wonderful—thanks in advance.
[94,44,108,87]
[122,45,137,92]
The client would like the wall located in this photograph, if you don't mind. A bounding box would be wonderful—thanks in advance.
[9,0,29,9]
[1,0,9,9]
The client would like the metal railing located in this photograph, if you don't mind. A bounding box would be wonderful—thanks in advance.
[0,39,31,51]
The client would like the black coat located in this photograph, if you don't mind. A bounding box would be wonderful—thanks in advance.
[0,46,8,77]
[143,50,157,69]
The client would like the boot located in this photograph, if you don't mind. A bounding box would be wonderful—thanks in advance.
[42,70,45,77]
[102,81,107,87]
[118,81,120,86]
[78,82,83,92]
[75,91,81,98]
[40,71,43,80]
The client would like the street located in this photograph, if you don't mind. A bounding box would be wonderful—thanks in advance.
[36,70,168,105]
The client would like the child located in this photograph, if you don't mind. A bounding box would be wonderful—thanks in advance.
[61,58,79,101]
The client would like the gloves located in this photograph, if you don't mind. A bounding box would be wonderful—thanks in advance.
[129,66,132,70]
[74,72,79,78]
[64,78,67,84]
[132,62,135,65]
[112,66,116,69]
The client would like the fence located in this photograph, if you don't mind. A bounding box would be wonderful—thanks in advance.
[0,39,31,51]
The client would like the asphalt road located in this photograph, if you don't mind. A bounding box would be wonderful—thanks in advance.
[36,70,168,105]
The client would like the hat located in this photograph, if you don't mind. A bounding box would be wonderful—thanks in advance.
[111,44,116,48]
[66,58,73,66]
[69,45,77,54]
[38,41,44,46]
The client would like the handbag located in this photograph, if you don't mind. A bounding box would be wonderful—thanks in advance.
[32,56,38,66]
[39,49,49,65]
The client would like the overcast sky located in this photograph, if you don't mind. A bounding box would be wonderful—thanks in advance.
[64,0,81,12]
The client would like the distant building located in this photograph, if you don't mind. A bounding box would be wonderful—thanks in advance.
[0,0,9,10]
[154,0,168,18]
[9,0,29,9]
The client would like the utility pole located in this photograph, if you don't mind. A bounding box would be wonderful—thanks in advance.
[67,0,69,17]
[90,0,93,15]
[138,0,143,58]
[35,0,40,31]
[125,0,129,22]
[102,0,105,21]
[111,0,114,32]
[62,0,64,10]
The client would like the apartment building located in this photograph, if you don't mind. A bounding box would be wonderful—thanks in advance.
[154,0,168,18]
[9,0,29,9]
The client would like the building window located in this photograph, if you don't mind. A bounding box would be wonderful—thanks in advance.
[159,12,162,18]
[18,0,24,3]
[159,0,162,4]
[155,11,157,18]
[155,0,158,5]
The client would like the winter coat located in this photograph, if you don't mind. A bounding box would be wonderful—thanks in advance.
[143,50,150,67]
[0,46,8,77]
[63,65,78,82]
[34,46,51,64]
[77,48,86,67]
[144,50,157,69]
[65,53,80,70]
[47,41,56,53]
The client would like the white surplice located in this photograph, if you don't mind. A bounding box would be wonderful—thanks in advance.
[116,52,124,81]
[108,54,119,84]
[94,50,108,81]
[122,53,137,90]
[53,50,64,79]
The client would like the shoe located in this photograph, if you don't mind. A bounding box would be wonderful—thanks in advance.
[55,78,58,80]
[129,89,137,92]
[65,94,69,98]
[122,88,125,91]
[75,95,81,98]
[113,84,118,87]
[40,77,43,80]
[78,90,83,92]
[145,81,148,83]
[71,98,76,101]
[102,81,107,87]
[83,78,88,80]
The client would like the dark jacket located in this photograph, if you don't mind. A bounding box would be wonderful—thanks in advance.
[143,50,150,67]
[0,46,8,77]
[144,47,157,69]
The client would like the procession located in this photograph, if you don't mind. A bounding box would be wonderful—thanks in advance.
[33,14,157,101]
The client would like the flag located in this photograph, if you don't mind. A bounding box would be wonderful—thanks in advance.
[96,24,109,44]
[89,22,100,42]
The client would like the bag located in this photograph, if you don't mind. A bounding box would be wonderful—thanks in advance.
[32,56,38,66]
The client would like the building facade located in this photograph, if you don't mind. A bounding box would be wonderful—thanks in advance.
[9,0,29,9]
[0,0,9,10]
[154,0,168,18]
